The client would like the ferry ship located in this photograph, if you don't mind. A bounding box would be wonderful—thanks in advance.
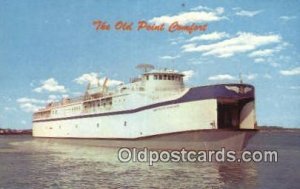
[32,65,257,150]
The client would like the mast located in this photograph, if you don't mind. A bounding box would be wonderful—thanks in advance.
[239,73,243,84]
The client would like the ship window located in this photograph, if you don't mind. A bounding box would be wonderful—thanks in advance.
[159,75,162,80]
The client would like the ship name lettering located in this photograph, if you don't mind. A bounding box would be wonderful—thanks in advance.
[137,21,165,31]
[93,20,110,31]
[115,21,133,31]
[168,22,207,34]
[153,104,179,111]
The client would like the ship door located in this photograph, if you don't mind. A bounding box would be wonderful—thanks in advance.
[217,100,240,129]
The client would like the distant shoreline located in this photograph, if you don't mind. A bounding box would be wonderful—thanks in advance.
[258,126,300,130]
[0,129,32,135]
[0,126,299,136]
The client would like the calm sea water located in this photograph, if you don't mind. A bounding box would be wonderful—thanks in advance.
[0,130,299,189]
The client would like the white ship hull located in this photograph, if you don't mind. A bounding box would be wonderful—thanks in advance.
[33,130,257,151]
[33,99,218,138]
[33,83,257,150]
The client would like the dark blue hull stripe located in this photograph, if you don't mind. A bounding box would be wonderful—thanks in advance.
[33,84,255,123]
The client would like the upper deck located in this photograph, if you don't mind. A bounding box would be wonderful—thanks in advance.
[33,68,187,120]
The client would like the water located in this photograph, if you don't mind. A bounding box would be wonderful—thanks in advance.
[0,130,299,189]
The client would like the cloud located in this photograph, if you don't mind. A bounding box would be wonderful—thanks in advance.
[169,36,185,45]
[249,49,277,58]
[182,32,281,58]
[160,55,180,60]
[34,78,66,93]
[190,5,212,11]
[74,73,123,87]
[249,44,285,58]
[17,97,46,104]
[254,58,265,63]
[279,67,300,76]
[280,16,297,21]
[17,94,74,113]
[208,74,236,81]
[48,95,59,101]
[182,70,195,81]
[243,74,257,80]
[235,9,262,17]
[253,56,284,67]
[17,97,46,113]
[149,7,226,25]
[74,72,99,85]
[17,97,62,113]
[208,73,256,81]
[181,43,197,50]
[19,103,42,113]
[102,78,124,87]
[188,32,229,42]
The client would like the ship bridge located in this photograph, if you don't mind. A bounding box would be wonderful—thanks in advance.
[142,69,184,91]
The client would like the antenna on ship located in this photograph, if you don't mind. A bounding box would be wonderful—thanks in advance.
[239,72,243,84]
[84,82,91,99]
[136,64,155,73]
[102,77,108,93]
[97,76,101,87]
[86,82,91,90]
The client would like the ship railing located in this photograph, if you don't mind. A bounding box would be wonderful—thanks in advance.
[67,96,84,103]
[33,113,51,119]
[130,77,142,83]
[45,96,84,108]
